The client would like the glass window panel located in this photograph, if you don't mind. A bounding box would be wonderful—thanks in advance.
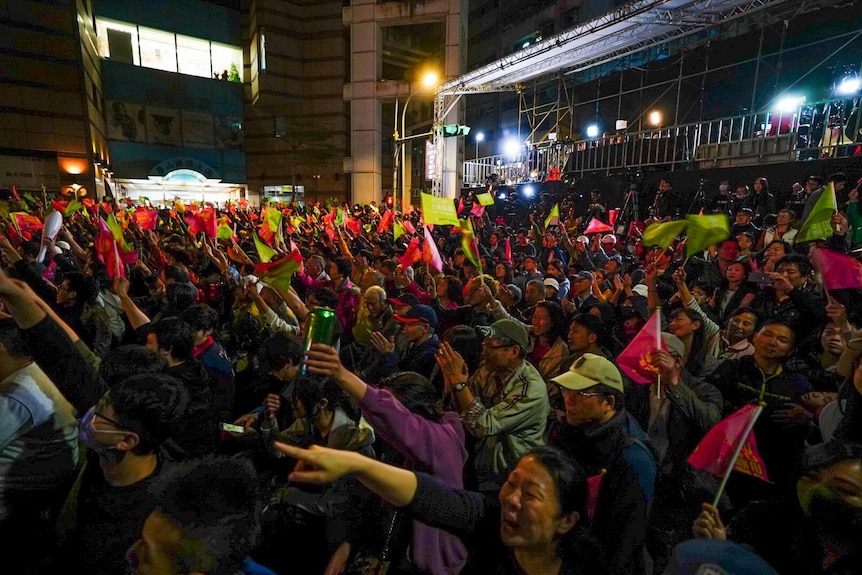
[177,35,212,79]
[139,27,177,73]
[96,18,140,65]
[212,43,243,82]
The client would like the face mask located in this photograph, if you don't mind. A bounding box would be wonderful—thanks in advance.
[79,406,127,465]
[797,476,862,537]
[719,185,729,192]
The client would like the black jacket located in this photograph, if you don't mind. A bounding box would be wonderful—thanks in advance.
[549,410,657,575]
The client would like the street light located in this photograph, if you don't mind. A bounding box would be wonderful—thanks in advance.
[648,110,662,127]
[475,132,485,159]
[394,70,439,211]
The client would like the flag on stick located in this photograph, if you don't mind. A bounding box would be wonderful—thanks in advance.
[684,214,730,257]
[422,227,443,273]
[544,204,560,228]
[796,183,836,243]
[642,220,688,250]
[253,230,277,263]
[810,247,862,291]
[616,309,668,384]
[254,250,303,293]
[459,218,482,270]
[475,192,495,206]
[687,403,770,506]
[420,192,459,226]
[584,218,613,235]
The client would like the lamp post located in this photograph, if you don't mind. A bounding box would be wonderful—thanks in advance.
[475,131,485,159]
[394,71,439,211]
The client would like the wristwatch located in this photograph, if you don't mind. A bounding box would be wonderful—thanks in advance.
[452,382,468,393]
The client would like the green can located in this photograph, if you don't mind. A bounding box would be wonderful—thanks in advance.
[302,307,337,374]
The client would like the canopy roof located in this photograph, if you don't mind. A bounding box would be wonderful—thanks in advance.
[439,0,801,95]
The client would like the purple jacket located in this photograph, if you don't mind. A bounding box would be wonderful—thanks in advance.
[359,386,468,575]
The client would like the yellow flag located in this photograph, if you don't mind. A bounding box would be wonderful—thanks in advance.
[475,192,495,206]
[421,192,459,226]
[544,204,560,228]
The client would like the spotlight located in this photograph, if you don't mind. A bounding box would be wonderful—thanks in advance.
[835,74,861,96]
[521,185,535,198]
[586,124,599,138]
[773,95,805,113]
[497,192,508,200]
[648,110,662,127]
[504,139,520,157]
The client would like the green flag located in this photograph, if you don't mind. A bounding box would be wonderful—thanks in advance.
[475,192,495,206]
[684,214,730,257]
[393,220,406,241]
[459,218,482,270]
[642,220,688,250]
[253,230,277,263]
[796,183,836,243]
[544,203,560,228]
[421,192,459,226]
[264,207,283,242]
[216,223,234,240]
[63,199,83,217]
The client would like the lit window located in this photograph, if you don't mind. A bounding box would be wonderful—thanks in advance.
[212,42,242,82]
[177,35,212,79]
[259,27,266,72]
[96,18,140,65]
[139,27,177,73]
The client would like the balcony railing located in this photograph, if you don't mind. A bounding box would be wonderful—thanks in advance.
[463,96,862,186]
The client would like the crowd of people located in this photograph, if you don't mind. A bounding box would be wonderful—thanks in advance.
[1,170,861,575]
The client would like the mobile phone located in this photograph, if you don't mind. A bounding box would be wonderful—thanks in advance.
[748,271,774,285]
[220,422,246,434]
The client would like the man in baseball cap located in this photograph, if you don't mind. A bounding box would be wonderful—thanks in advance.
[445,318,548,493]
[549,353,656,575]
[373,304,439,379]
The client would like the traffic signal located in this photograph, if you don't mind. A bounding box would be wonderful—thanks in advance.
[440,124,471,137]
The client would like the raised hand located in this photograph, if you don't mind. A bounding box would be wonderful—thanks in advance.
[304,343,347,380]
[370,331,395,353]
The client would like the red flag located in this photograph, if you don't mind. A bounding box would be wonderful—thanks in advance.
[470,204,485,218]
[198,208,218,238]
[377,210,394,233]
[504,237,513,264]
[51,199,69,213]
[12,212,43,234]
[688,404,769,482]
[608,209,618,228]
[96,217,125,279]
[184,213,204,236]
[422,229,443,273]
[82,198,98,218]
[403,219,416,235]
[810,248,862,291]
[398,237,422,269]
[134,209,159,231]
[10,185,20,201]
[346,216,361,235]
[584,218,613,234]
[616,309,668,384]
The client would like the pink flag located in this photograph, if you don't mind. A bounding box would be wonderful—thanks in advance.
[810,248,862,291]
[403,219,416,235]
[505,237,513,264]
[470,204,485,218]
[585,471,605,522]
[616,309,667,384]
[423,227,443,273]
[688,404,769,483]
[584,218,613,234]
